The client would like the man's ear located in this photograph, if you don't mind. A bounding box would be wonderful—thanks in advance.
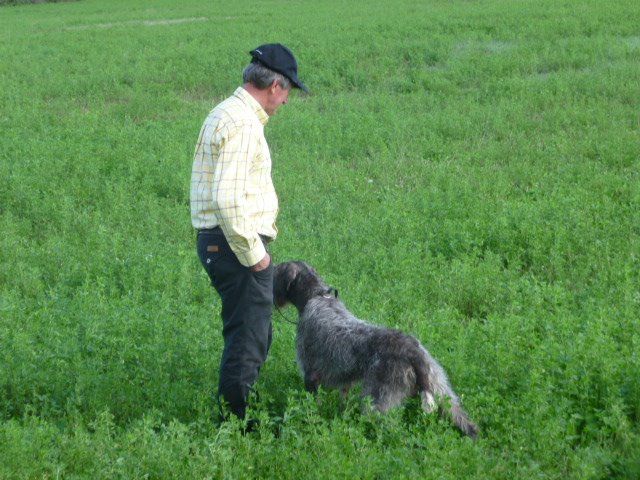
[269,79,279,93]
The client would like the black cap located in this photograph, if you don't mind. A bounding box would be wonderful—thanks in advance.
[249,43,308,93]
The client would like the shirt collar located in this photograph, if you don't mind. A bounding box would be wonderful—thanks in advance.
[233,86,269,126]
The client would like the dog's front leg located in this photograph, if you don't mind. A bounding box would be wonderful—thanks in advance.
[338,383,353,410]
[304,371,320,394]
[340,384,352,399]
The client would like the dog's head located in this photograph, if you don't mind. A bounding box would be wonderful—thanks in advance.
[273,261,311,308]
[273,261,334,310]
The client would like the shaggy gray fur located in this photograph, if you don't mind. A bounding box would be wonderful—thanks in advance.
[273,261,478,439]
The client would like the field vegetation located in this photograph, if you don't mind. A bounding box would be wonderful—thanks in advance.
[1,0,639,478]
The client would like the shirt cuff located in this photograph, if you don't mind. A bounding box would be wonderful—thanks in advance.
[233,238,267,267]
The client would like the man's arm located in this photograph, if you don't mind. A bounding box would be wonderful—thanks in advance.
[211,122,269,270]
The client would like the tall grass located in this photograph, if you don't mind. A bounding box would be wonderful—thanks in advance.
[1,0,639,478]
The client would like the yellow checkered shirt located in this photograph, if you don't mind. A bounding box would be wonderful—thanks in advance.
[190,87,278,267]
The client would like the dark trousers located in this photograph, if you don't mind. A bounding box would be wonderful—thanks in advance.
[197,230,274,419]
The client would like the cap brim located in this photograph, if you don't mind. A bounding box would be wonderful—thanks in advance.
[291,78,309,93]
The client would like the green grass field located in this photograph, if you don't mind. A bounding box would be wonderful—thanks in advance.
[1,0,639,478]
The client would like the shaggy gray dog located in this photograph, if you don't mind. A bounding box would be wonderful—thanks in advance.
[273,261,478,439]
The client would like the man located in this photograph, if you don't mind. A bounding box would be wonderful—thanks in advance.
[190,43,308,421]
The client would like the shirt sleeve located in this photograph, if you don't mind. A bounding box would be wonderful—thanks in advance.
[211,121,267,267]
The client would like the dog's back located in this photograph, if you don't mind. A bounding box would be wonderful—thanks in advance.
[297,297,377,388]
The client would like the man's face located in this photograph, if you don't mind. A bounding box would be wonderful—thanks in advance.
[264,81,291,116]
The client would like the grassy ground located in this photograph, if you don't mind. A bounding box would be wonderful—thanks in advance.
[1,0,639,478]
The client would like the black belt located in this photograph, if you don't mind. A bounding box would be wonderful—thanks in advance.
[197,226,223,235]
[197,227,272,245]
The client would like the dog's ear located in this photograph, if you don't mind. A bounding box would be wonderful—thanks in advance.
[273,262,299,307]
[284,262,300,293]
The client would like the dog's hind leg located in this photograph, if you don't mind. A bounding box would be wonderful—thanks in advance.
[363,360,413,413]
[371,389,406,413]
[414,346,479,439]
[420,390,437,413]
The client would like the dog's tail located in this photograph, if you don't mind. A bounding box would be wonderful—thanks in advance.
[412,346,479,440]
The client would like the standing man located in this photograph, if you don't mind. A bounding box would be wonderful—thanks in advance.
[190,44,308,421]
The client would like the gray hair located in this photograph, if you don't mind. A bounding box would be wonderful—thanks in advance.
[243,62,291,90]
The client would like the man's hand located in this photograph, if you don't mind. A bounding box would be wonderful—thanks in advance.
[250,253,271,272]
